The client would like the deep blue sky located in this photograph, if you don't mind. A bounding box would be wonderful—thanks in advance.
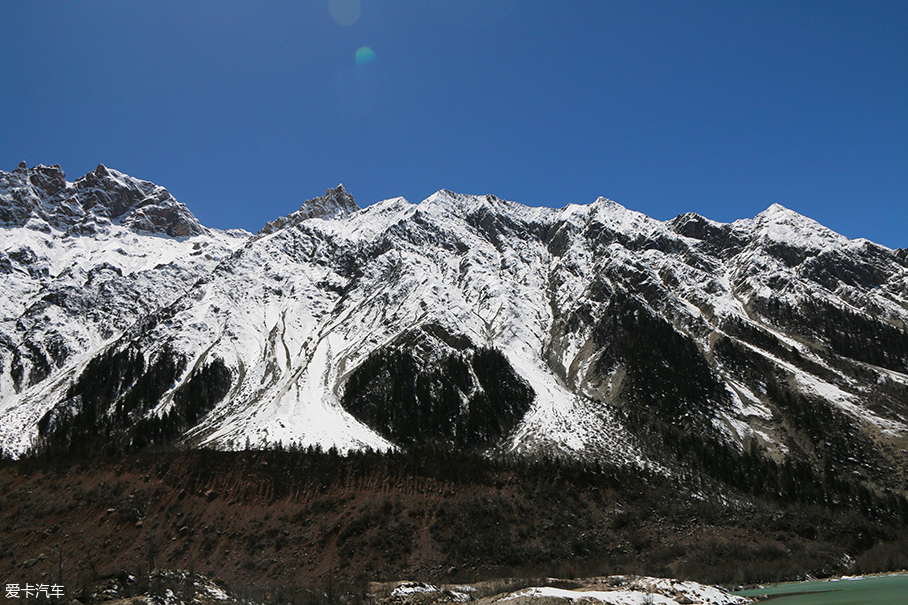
[2,1,906,247]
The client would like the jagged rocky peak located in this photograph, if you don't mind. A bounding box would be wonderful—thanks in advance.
[667,212,732,242]
[0,163,67,227]
[68,164,204,237]
[304,183,359,217]
[257,184,360,235]
[0,163,205,237]
[23,162,67,196]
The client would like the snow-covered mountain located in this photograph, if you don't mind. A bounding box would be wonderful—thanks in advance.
[2,164,907,497]
[0,163,248,453]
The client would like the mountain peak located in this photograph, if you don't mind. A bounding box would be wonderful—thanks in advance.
[742,202,849,248]
[323,183,358,212]
[755,202,803,221]
[422,189,466,204]
[593,196,621,207]
[590,197,640,218]
[257,184,360,236]
[421,190,527,216]
[0,163,205,237]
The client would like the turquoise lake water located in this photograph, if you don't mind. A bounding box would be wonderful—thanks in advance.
[734,573,908,604]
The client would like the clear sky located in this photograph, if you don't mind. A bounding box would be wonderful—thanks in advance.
[1,1,905,247]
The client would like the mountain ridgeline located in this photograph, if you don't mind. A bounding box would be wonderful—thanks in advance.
[1,164,908,510]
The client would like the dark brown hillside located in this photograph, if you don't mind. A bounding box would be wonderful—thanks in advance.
[1,450,907,604]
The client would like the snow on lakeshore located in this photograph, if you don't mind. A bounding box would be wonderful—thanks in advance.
[391,582,475,602]
[495,577,750,605]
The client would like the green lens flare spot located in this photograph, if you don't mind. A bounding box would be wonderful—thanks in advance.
[355,46,377,66]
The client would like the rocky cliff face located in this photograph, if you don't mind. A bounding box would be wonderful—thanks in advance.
[2,164,907,505]
[0,163,205,237]
[257,184,360,236]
